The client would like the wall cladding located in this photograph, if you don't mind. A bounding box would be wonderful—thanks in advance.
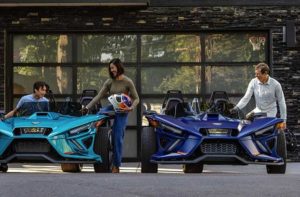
[0,6,299,158]
[0,29,4,110]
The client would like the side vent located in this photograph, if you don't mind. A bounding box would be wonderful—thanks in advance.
[83,137,93,149]
[36,112,48,116]
[199,128,207,136]
[266,138,275,150]
[231,129,239,137]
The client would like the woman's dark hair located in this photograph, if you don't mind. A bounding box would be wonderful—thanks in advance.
[33,81,47,93]
[108,58,124,79]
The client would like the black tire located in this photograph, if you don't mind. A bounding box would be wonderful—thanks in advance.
[266,130,287,174]
[183,163,204,173]
[141,127,158,173]
[93,127,113,173]
[61,163,83,173]
[0,164,8,173]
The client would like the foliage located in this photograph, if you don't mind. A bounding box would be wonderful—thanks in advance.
[13,33,267,96]
[79,35,137,62]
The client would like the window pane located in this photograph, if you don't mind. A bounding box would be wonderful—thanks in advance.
[229,96,255,116]
[205,65,254,94]
[123,129,137,158]
[77,35,137,63]
[141,66,201,94]
[141,98,164,126]
[13,35,72,63]
[141,35,201,62]
[77,67,136,94]
[13,66,73,94]
[141,98,198,125]
[205,33,267,62]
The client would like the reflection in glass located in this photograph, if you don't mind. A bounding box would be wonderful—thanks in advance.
[77,67,136,93]
[77,35,137,63]
[205,33,267,62]
[205,65,254,94]
[13,66,72,94]
[141,66,201,94]
[123,129,137,157]
[141,35,201,62]
[77,66,137,126]
[141,99,164,126]
[13,34,72,63]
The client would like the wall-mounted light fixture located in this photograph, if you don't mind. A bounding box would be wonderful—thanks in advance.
[283,20,296,47]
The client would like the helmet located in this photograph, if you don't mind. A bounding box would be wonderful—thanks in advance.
[108,93,132,112]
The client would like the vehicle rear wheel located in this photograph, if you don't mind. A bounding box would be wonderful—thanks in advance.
[61,163,83,173]
[266,130,287,174]
[141,127,158,173]
[183,163,204,173]
[94,127,113,173]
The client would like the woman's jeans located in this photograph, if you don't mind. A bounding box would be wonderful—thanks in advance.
[98,105,129,167]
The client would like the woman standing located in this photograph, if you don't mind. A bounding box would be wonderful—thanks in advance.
[85,58,139,173]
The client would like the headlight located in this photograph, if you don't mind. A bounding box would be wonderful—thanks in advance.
[69,123,92,136]
[161,123,183,135]
[254,126,274,137]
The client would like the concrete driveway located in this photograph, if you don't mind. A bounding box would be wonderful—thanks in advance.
[0,163,300,197]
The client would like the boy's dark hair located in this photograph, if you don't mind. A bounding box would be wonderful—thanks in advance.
[45,83,50,93]
[255,63,270,75]
[33,81,47,93]
[108,58,125,79]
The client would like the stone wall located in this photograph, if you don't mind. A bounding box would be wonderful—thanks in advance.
[0,29,4,110]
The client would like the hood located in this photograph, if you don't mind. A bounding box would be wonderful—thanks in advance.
[152,113,240,134]
[238,117,283,137]
[1,112,107,135]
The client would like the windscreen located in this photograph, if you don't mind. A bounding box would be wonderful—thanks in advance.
[17,101,83,117]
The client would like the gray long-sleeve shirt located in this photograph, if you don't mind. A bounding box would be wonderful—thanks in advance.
[86,75,139,110]
[236,76,287,120]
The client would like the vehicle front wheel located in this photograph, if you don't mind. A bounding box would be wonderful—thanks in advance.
[266,130,287,174]
[141,127,158,173]
[93,127,113,173]
[0,163,8,173]
[61,163,83,173]
[183,163,204,173]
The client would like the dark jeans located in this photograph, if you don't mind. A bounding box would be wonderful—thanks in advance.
[98,105,129,167]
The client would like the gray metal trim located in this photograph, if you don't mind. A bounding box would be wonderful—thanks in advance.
[1,0,300,7]
[0,0,148,7]
[149,0,300,6]
[151,154,284,166]
[0,153,97,163]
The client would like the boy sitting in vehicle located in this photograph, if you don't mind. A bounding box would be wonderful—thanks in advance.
[2,81,49,119]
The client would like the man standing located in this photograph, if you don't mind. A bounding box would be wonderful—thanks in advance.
[233,63,287,128]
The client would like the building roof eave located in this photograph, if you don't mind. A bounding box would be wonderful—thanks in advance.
[0,0,149,7]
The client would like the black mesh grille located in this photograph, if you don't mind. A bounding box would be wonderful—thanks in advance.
[13,139,51,153]
[201,142,237,154]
